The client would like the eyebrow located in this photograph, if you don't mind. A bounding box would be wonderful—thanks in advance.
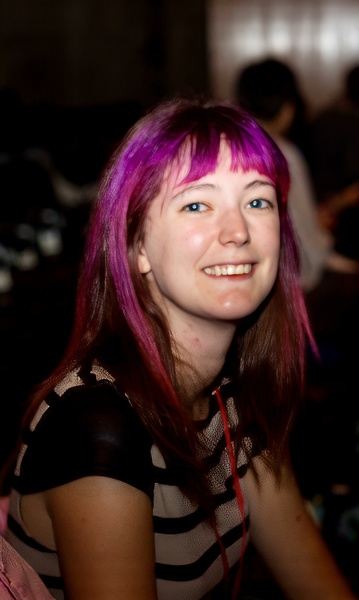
[172,178,275,200]
[244,179,276,190]
[172,183,215,200]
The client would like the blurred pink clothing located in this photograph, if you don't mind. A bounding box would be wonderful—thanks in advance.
[0,496,10,535]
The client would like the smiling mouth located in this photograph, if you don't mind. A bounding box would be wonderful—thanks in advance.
[204,264,253,276]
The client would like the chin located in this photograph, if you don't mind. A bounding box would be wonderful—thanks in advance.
[220,299,266,319]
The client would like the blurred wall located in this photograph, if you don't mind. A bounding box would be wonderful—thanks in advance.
[207,0,359,114]
[0,0,209,107]
[2,0,359,113]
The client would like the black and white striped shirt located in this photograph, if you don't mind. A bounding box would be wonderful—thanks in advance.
[6,364,251,600]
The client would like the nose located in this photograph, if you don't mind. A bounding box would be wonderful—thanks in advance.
[218,209,250,246]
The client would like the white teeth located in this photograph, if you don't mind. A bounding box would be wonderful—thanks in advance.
[204,264,253,276]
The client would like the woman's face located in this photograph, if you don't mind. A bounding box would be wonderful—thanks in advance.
[137,142,280,331]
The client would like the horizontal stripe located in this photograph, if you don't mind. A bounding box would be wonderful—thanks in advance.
[152,435,228,486]
[7,515,54,553]
[153,457,247,495]
[155,517,248,581]
[154,485,238,534]
[154,504,207,534]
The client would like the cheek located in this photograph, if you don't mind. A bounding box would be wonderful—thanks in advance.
[182,221,216,252]
[258,222,281,281]
[182,229,209,252]
[151,228,208,279]
[271,226,281,273]
[257,220,280,255]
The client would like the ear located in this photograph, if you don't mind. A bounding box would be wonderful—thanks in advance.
[137,243,151,274]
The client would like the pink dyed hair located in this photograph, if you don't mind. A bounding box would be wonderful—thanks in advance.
[28,98,314,481]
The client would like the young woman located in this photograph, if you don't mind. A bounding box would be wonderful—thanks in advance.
[3,99,356,599]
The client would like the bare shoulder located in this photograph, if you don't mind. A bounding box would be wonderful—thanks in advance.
[25,477,157,600]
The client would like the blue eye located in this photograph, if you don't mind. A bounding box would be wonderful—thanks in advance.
[249,198,269,209]
[184,202,205,212]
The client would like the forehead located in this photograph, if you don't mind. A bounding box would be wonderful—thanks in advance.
[160,140,272,199]
[164,141,229,190]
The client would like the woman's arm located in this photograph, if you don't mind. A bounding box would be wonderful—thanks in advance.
[244,455,356,600]
[44,475,158,600]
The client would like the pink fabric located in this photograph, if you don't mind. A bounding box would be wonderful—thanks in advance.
[0,535,54,599]
[0,496,10,536]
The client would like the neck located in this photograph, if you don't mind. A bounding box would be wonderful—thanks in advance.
[172,316,237,402]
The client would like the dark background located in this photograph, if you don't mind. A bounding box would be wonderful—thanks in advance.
[0,1,358,597]
[0,0,210,461]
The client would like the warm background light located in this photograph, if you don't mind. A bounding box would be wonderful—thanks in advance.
[207,0,359,113]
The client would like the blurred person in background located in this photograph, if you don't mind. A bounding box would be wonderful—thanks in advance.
[234,57,359,294]
[235,61,359,585]
[309,64,359,261]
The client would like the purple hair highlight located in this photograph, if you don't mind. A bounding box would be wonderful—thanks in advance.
[80,100,295,388]
[21,98,317,517]
[74,98,314,427]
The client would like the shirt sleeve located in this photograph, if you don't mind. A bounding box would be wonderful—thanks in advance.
[16,380,154,501]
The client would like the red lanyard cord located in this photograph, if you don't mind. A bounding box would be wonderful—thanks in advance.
[215,387,246,599]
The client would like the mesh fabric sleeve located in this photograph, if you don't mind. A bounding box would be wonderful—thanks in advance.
[16,381,154,501]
